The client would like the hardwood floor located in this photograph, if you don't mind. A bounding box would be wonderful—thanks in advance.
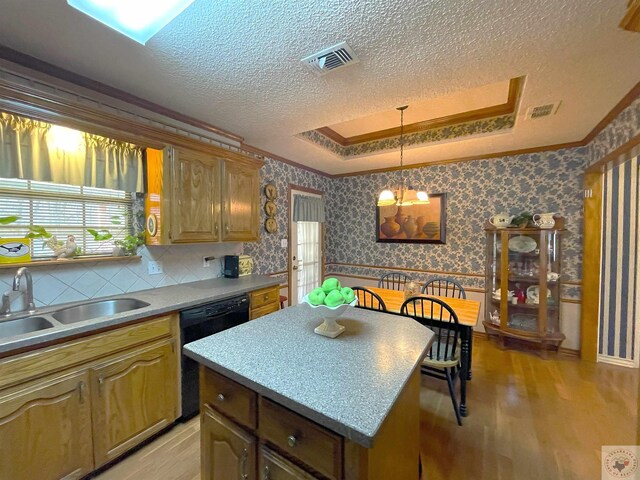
[94,338,639,480]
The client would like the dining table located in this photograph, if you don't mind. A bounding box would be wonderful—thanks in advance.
[367,286,481,417]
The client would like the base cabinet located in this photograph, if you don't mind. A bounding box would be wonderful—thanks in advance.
[0,370,93,480]
[91,340,178,467]
[0,315,180,480]
[260,447,318,480]
[201,405,257,480]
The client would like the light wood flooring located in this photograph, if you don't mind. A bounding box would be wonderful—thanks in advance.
[95,338,639,480]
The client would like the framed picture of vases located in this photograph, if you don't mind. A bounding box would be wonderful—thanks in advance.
[376,193,447,244]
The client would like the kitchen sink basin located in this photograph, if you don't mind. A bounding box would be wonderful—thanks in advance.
[0,316,55,338]
[52,298,150,324]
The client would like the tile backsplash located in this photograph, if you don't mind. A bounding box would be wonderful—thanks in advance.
[1,243,241,310]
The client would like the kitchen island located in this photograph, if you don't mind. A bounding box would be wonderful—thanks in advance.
[184,304,434,480]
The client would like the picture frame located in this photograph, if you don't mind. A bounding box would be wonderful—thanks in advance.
[376,193,447,244]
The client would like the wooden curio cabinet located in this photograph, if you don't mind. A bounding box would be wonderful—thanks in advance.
[484,218,566,353]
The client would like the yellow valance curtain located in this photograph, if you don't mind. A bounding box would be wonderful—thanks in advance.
[0,112,144,192]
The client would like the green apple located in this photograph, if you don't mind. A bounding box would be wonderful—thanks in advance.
[340,287,355,303]
[324,289,345,307]
[308,287,326,306]
[322,277,341,293]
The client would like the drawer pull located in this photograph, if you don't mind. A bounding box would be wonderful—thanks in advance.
[217,393,225,402]
[240,448,248,479]
[264,294,269,301]
[287,435,297,448]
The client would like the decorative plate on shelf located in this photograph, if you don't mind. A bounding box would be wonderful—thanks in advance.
[508,235,537,253]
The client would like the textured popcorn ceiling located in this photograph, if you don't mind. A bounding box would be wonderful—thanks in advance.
[0,0,639,174]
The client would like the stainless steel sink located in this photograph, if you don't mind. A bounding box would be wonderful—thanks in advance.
[0,316,55,338]
[52,298,150,324]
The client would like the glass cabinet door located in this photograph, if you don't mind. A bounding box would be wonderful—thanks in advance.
[485,231,501,327]
[505,230,543,335]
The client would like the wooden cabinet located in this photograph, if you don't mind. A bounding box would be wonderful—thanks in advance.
[200,365,421,480]
[260,397,342,480]
[169,148,220,243]
[483,220,566,353]
[146,147,263,245]
[260,447,318,480]
[0,370,93,480]
[201,405,257,480]
[221,160,260,241]
[0,314,180,480]
[91,340,178,467]
[250,285,280,320]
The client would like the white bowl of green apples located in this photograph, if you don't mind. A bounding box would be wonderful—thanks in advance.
[303,278,357,317]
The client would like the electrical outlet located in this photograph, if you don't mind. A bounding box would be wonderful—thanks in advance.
[148,260,163,275]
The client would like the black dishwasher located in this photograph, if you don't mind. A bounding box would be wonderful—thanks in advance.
[179,294,249,420]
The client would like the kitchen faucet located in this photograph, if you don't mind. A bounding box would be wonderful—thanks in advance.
[12,267,36,314]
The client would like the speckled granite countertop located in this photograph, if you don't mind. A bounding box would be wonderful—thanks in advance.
[183,305,434,448]
[0,275,280,355]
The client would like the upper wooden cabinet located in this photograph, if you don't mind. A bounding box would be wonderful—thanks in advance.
[146,146,263,245]
[170,148,220,243]
[221,160,259,242]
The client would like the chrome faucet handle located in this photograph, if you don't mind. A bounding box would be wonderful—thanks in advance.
[0,291,10,316]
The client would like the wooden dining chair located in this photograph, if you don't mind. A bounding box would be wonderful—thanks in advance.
[401,296,463,426]
[421,278,467,299]
[352,287,387,312]
[378,272,411,291]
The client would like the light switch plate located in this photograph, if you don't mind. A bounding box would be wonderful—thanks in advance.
[281,238,288,248]
[148,260,163,275]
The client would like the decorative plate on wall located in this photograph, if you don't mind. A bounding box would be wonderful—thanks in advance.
[265,217,277,233]
[264,183,277,200]
[264,200,276,217]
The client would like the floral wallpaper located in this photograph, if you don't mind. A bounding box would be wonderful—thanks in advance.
[324,147,590,300]
[243,157,329,277]
[590,96,640,165]
[298,114,515,159]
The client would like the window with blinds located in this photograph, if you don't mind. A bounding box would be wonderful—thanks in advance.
[0,178,134,258]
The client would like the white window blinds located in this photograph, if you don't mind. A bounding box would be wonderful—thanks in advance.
[0,178,134,258]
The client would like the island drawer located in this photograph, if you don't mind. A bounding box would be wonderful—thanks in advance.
[250,286,279,309]
[200,367,257,429]
[259,397,343,480]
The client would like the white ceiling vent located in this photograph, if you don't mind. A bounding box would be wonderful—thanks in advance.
[301,42,359,76]
[525,101,561,120]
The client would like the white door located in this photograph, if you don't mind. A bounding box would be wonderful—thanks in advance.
[290,189,322,305]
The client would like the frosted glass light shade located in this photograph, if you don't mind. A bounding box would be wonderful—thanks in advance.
[67,0,195,45]
[415,191,430,204]
[377,189,396,206]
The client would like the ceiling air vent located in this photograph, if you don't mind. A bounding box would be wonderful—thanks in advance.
[525,101,561,120]
[301,42,359,76]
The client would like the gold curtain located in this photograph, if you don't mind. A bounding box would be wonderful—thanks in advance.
[0,112,144,192]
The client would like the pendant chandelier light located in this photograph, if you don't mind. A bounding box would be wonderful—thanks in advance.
[377,106,429,207]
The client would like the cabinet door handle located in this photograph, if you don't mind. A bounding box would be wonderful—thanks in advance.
[240,448,248,480]
[262,465,270,480]
[226,224,230,234]
[78,381,86,404]
[287,435,297,447]
[217,393,225,402]
[215,223,219,235]
[98,375,105,395]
